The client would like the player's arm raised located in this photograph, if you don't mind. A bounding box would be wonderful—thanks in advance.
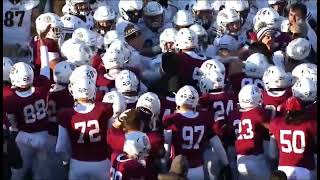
[39,24,51,79]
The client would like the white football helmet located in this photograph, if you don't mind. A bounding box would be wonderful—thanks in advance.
[36,13,63,40]
[262,65,288,90]
[61,14,88,33]
[104,30,121,48]
[199,70,225,93]
[61,39,93,66]
[292,78,317,102]
[159,28,178,52]
[175,85,199,108]
[196,59,226,79]
[286,38,311,61]
[238,84,262,109]
[143,1,164,30]
[69,78,96,100]
[102,45,127,70]
[292,63,317,84]
[118,0,143,23]
[9,62,34,88]
[93,5,115,22]
[108,39,131,63]
[72,27,100,51]
[69,65,97,86]
[214,34,240,52]
[93,5,116,34]
[253,7,280,30]
[243,53,270,78]
[65,0,91,16]
[103,90,127,117]
[216,8,241,35]
[189,24,209,51]
[191,1,214,30]
[3,57,14,82]
[115,70,140,93]
[175,28,198,50]
[124,131,151,160]
[224,0,249,12]
[136,92,161,117]
[280,18,290,33]
[53,61,76,84]
[173,10,195,28]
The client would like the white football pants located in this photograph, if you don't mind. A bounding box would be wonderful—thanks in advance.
[237,154,270,180]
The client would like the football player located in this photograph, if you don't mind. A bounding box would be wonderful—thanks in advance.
[163,85,229,179]
[93,5,116,36]
[33,13,63,78]
[232,84,271,180]
[174,28,207,87]
[60,39,93,67]
[172,10,195,30]
[262,66,293,119]
[197,70,238,179]
[110,130,151,180]
[46,61,76,179]
[291,63,317,86]
[138,1,172,57]
[6,28,51,179]
[115,70,148,109]
[117,0,144,26]
[3,0,41,61]
[229,53,270,94]
[61,0,94,34]
[3,57,14,114]
[71,27,104,55]
[269,93,317,179]
[56,77,113,180]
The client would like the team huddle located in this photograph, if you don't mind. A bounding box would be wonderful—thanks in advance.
[2,0,317,180]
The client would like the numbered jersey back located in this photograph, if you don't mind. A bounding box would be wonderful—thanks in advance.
[5,75,51,133]
[163,112,215,168]
[229,72,264,94]
[262,89,292,119]
[234,107,269,155]
[47,87,74,136]
[3,1,35,45]
[110,153,147,180]
[58,102,113,161]
[270,117,316,170]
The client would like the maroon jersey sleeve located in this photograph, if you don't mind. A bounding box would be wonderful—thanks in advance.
[57,108,73,129]
[159,97,176,122]
[147,131,164,158]
[33,75,52,92]
[162,113,178,131]
[107,126,125,153]
[124,161,147,179]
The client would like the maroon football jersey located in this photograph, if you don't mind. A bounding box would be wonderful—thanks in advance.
[110,153,147,180]
[270,117,316,170]
[31,37,60,78]
[229,72,264,94]
[159,96,177,122]
[3,84,13,114]
[47,87,74,136]
[96,73,116,95]
[58,102,113,161]
[262,89,292,119]
[91,54,106,75]
[176,52,204,86]
[5,75,51,133]
[224,109,242,147]
[107,126,126,154]
[199,92,238,136]
[163,111,215,167]
[234,107,269,155]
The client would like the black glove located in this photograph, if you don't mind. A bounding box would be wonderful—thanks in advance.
[161,52,179,75]
[220,164,232,180]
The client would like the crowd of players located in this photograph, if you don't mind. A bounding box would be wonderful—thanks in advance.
[3,0,317,180]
